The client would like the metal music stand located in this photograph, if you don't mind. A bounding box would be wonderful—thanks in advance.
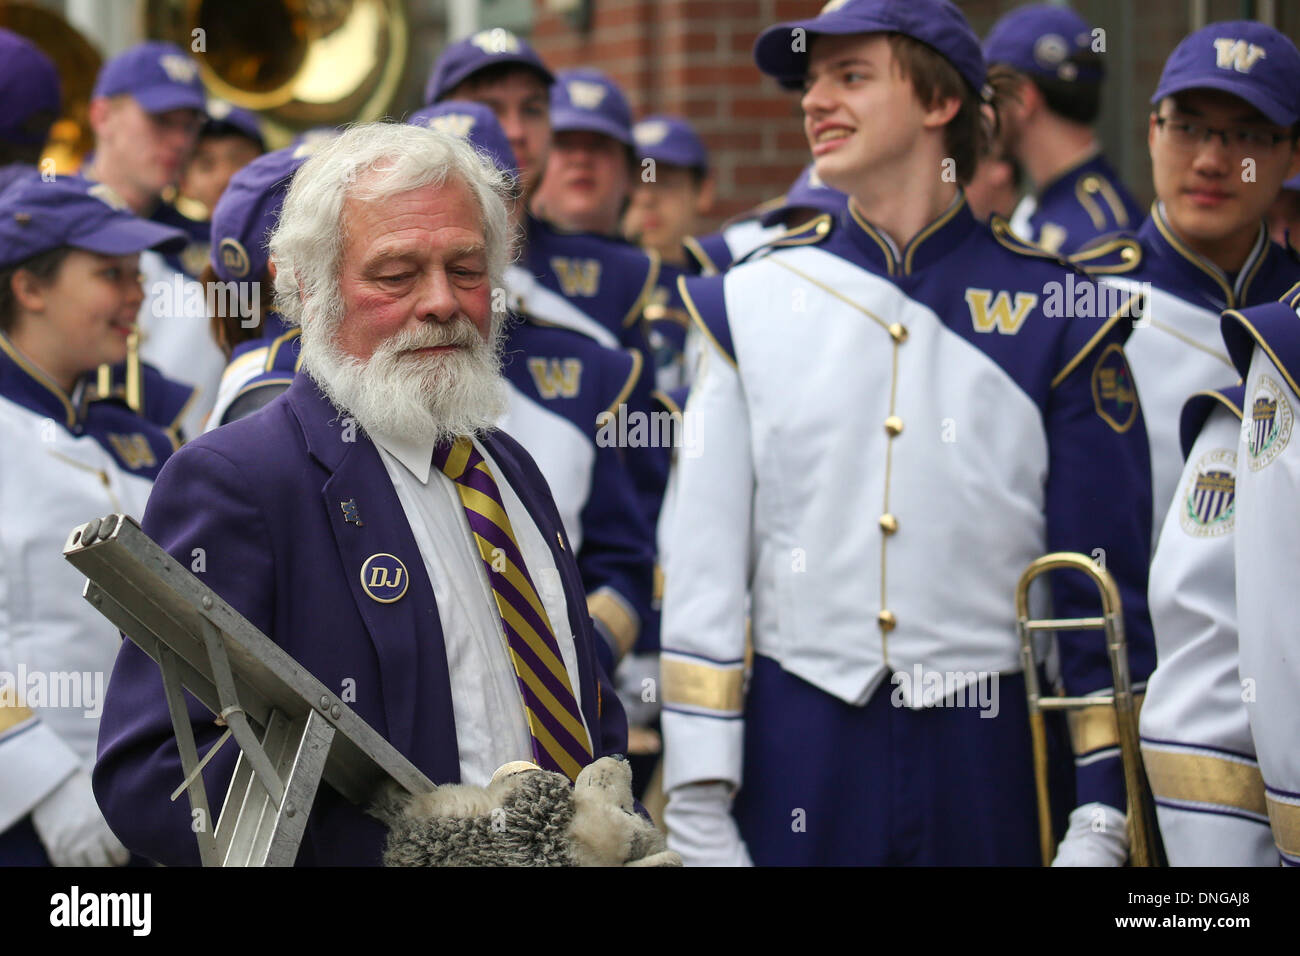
[64,513,435,866]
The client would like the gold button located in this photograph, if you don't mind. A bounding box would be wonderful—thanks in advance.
[885,415,904,436]
[888,323,908,343]
[879,513,898,535]
[815,219,830,235]
[877,609,896,632]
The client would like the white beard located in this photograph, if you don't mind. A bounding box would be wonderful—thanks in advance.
[299,308,509,448]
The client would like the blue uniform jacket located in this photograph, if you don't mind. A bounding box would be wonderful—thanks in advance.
[93,373,629,866]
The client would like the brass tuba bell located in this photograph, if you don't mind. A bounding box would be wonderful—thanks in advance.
[144,0,409,145]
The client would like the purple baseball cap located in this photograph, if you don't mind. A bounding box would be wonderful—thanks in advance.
[0,30,62,147]
[407,100,519,184]
[633,115,709,171]
[202,99,266,151]
[550,68,634,145]
[761,164,848,226]
[0,175,185,269]
[424,28,554,105]
[983,4,1102,83]
[754,0,987,96]
[209,147,310,282]
[1151,21,1300,127]
[92,41,207,115]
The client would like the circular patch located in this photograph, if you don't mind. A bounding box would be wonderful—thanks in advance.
[1179,447,1236,537]
[1247,373,1294,472]
[218,238,251,278]
[360,553,409,603]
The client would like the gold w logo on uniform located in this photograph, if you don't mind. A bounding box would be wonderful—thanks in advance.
[1213,38,1267,73]
[107,433,156,471]
[550,257,601,297]
[527,357,583,399]
[965,289,1038,334]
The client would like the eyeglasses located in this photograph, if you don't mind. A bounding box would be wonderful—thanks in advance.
[1155,115,1291,154]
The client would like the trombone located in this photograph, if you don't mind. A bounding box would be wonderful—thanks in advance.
[1015,552,1159,867]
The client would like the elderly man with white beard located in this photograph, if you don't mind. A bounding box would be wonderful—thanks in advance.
[93,123,632,866]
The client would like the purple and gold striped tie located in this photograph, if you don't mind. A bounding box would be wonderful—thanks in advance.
[433,436,593,780]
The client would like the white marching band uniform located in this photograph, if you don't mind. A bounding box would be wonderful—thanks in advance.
[1139,384,1276,865]
[1224,289,1300,866]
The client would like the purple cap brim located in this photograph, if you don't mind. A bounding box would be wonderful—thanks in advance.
[1151,74,1297,127]
[551,107,633,145]
[72,216,186,257]
[430,58,554,105]
[131,84,208,116]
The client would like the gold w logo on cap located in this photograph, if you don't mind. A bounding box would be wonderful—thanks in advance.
[427,113,476,139]
[159,54,198,83]
[1213,38,1267,73]
[566,80,608,110]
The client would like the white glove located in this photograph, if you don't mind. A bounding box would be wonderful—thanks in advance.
[614,653,661,728]
[1051,802,1129,867]
[664,782,753,867]
[31,770,130,867]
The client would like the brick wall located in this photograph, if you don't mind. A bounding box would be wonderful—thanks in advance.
[527,0,1300,231]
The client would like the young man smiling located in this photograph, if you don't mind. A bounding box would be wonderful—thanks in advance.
[1075,21,1300,536]
[660,0,1154,866]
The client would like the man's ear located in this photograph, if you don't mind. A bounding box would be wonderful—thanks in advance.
[694,174,716,216]
[921,94,962,131]
[87,96,112,138]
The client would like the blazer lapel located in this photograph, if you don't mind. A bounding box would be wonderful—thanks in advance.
[286,377,460,778]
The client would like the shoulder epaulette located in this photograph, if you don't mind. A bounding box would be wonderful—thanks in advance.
[676,273,735,369]
[1221,297,1300,394]
[1179,384,1246,459]
[605,348,644,418]
[988,215,1077,270]
[1075,172,1135,232]
[731,213,834,268]
[1068,232,1143,275]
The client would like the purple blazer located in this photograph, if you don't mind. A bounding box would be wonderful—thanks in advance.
[93,373,629,866]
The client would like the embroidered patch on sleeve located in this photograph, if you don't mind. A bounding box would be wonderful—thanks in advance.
[1091,342,1138,433]
[1180,448,1236,537]
[1246,374,1294,471]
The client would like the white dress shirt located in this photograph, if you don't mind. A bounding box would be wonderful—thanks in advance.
[370,429,590,787]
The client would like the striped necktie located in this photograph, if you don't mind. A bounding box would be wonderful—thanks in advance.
[432,436,593,781]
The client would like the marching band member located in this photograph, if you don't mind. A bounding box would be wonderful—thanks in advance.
[203,146,314,429]
[661,0,1154,866]
[984,4,1140,254]
[1222,287,1300,866]
[0,176,186,865]
[82,41,223,439]
[1138,379,1276,865]
[1075,20,1300,539]
[176,99,265,221]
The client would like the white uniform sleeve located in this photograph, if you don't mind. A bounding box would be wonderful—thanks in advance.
[0,525,80,832]
[1235,346,1300,864]
[659,339,753,792]
[1140,403,1273,866]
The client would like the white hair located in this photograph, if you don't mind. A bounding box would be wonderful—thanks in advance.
[269,122,515,444]
[269,121,514,333]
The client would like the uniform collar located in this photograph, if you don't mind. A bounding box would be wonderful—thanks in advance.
[1141,202,1273,310]
[0,331,87,429]
[1034,145,1104,202]
[842,190,974,277]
